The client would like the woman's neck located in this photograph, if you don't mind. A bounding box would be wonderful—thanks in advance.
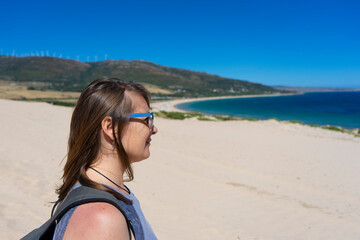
[86,153,128,194]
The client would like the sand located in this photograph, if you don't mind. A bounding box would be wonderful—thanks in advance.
[1,98,360,240]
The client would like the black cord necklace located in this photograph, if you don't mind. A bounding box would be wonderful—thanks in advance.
[89,167,130,194]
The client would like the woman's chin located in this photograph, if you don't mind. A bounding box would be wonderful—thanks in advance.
[143,150,151,160]
[130,152,150,163]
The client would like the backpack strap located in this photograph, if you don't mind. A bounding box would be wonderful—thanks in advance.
[21,186,132,240]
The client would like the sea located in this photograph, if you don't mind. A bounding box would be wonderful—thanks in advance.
[176,92,360,129]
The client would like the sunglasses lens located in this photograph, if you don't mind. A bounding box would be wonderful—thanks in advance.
[150,113,154,131]
[150,117,154,131]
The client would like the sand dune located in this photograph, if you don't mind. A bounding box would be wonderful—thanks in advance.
[1,99,360,240]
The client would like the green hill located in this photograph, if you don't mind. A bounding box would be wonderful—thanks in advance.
[0,56,290,97]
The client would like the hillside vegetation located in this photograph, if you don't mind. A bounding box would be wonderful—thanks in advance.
[0,56,290,98]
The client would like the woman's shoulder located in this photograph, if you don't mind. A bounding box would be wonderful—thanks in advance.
[63,202,129,240]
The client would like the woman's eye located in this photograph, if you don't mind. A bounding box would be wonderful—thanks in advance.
[144,117,150,124]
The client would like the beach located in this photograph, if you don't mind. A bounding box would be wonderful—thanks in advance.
[1,98,360,239]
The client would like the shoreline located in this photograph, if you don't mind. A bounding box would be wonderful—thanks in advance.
[151,92,360,133]
[151,92,302,113]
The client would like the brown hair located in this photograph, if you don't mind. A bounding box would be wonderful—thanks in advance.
[56,77,150,203]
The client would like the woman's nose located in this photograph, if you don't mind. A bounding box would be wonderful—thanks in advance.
[152,125,158,134]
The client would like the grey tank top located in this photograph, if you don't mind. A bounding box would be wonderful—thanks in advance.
[52,184,157,240]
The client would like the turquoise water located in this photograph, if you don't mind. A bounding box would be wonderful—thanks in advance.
[176,92,360,129]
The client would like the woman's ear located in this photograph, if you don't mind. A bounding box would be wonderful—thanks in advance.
[101,116,114,141]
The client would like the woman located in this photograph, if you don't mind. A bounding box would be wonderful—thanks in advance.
[53,77,158,240]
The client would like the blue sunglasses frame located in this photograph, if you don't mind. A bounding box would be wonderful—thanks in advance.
[127,112,154,131]
[128,112,154,118]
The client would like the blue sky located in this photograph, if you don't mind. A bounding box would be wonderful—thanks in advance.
[1,0,359,88]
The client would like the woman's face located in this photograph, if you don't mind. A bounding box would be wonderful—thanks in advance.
[121,92,158,163]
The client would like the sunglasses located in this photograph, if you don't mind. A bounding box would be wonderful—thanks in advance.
[128,112,154,131]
